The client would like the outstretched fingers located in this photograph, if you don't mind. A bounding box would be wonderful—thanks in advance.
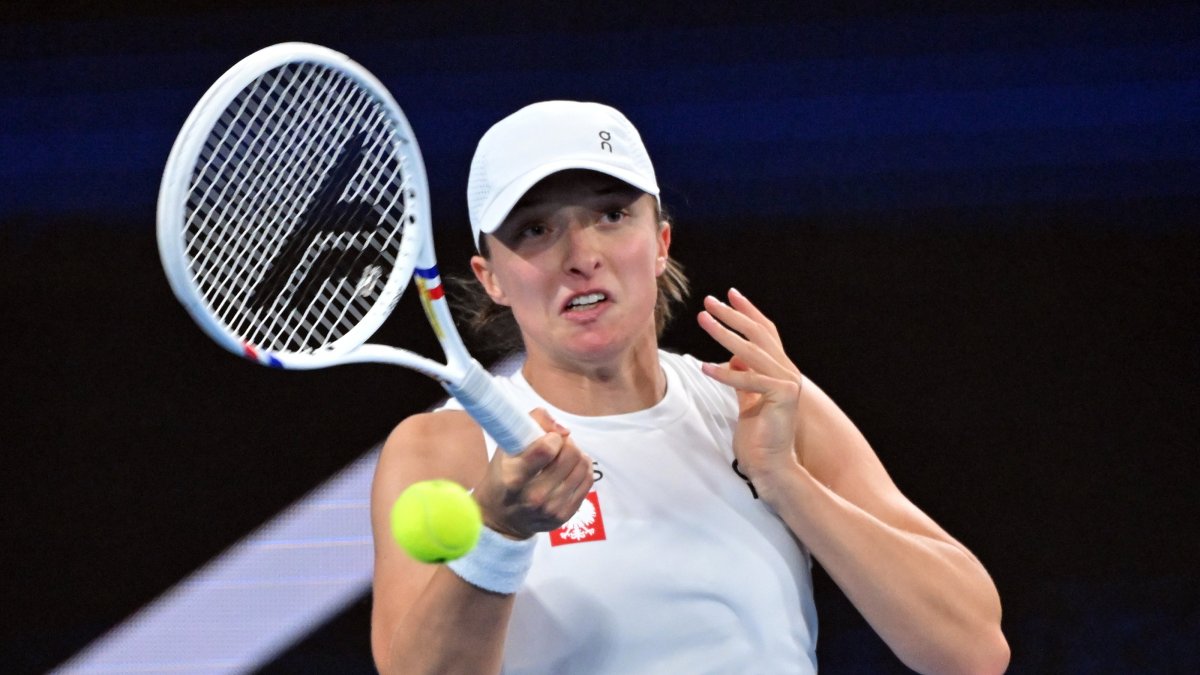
[699,299,790,380]
[701,290,802,383]
[727,287,781,340]
[701,360,797,397]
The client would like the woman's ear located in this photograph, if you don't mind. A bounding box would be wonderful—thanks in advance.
[470,254,510,306]
[655,220,671,276]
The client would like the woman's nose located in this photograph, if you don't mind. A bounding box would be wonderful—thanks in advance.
[561,218,601,276]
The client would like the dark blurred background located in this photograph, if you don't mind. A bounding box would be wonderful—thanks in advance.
[3,1,1197,673]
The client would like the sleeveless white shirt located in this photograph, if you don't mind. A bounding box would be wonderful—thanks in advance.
[444,351,818,674]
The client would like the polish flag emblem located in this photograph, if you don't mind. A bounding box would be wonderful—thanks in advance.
[550,491,606,546]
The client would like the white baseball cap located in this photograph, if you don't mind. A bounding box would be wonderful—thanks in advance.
[467,100,659,249]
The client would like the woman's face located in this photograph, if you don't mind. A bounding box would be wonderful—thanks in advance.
[471,170,670,366]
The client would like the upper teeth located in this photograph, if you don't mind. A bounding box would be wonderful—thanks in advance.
[569,293,606,307]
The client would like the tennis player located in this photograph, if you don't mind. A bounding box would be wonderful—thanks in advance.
[370,101,1009,674]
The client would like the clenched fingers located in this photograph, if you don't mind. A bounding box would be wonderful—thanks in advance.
[476,408,593,538]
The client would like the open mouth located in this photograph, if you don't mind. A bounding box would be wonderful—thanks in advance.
[565,292,608,312]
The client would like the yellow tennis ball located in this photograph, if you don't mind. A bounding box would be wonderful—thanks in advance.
[390,479,482,563]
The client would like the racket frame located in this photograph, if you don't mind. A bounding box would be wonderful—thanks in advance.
[158,43,541,454]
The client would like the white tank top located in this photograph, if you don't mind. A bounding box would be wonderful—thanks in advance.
[444,351,818,674]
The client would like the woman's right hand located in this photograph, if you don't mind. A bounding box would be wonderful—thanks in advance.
[471,408,594,540]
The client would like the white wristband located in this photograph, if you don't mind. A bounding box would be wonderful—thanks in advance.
[447,525,536,595]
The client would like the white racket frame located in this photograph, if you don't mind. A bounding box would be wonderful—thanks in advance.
[158,42,541,454]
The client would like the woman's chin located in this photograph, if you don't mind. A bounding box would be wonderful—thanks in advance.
[562,337,625,363]
[559,328,657,365]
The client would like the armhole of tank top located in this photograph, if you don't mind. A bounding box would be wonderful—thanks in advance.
[480,429,500,461]
[431,398,502,461]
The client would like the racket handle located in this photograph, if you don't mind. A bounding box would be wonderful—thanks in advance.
[447,361,544,456]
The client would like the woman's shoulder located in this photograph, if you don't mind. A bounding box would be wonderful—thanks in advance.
[377,409,488,486]
[387,408,481,444]
[658,349,704,380]
[660,350,737,407]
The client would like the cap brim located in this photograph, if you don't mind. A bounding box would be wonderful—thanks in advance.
[477,158,660,237]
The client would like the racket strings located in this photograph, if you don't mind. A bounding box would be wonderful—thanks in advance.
[191,65,327,315]
[199,66,351,329]
[269,108,401,349]
[225,75,369,329]
[281,130,408,350]
[255,81,406,351]
[183,62,413,353]
[211,71,330,266]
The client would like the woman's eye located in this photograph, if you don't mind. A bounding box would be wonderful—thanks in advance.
[520,223,548,238]
[602,210,627,223]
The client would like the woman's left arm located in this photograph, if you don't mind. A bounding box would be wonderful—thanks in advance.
[699,289,1010,675]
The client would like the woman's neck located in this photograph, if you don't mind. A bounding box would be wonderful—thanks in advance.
[521,339,666,416]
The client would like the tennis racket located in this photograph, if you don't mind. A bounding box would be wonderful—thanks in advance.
[157,42,541,455]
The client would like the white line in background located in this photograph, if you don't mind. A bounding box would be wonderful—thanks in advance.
[53,448,380,674]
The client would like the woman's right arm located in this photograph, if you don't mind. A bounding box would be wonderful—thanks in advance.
[370,409,592,674]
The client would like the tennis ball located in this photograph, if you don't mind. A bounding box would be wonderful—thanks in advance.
[390,479,482,563]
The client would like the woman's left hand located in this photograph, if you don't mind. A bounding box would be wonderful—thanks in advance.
[698,288,804,492]
[702,289,1010,674]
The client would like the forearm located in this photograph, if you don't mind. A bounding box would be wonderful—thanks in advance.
[698,292,1007,671]
[379,567,514,675]
[760,467,1008,675]
[373,408,587,674]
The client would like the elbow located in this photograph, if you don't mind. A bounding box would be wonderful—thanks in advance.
[978,627,1011,675]
[946,578,1010,674]
[946,626,1011,675]
[372,644,392,675]
[969,595,1011,675]
[371,622,395,675]
[911,624,1010,675]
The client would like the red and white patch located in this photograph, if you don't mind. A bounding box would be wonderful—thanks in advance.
[550,491,606,546]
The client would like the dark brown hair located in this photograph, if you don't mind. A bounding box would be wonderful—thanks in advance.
[451,205,689,357]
